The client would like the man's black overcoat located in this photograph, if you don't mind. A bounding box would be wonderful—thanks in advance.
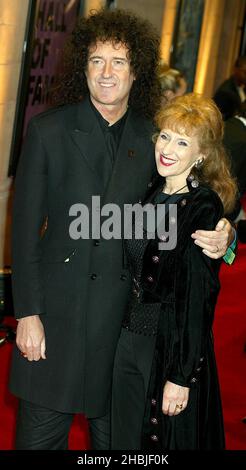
[9,97,156,417]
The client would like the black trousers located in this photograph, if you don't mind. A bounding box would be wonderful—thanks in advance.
[15,399,110,450]
[111,328,156,450]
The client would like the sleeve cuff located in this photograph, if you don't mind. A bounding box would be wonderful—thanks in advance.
[223,228,237,265]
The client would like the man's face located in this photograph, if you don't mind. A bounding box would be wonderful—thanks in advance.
[85,41,135,110]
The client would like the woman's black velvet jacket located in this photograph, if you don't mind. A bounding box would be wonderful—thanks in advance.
[140,179,225,449]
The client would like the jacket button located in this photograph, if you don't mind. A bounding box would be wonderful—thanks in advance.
[200,357,204,362]
[150,434,158,442]
[181,198,187,206]
[191,377,197,383]
[151,399,157,406]
[147,275,154,283]
[150,417,158,424]
[120,274,127,281]
[94,240,100,246]
[91,273,97,280]
[148,181,153,188]
[152,255,159,263]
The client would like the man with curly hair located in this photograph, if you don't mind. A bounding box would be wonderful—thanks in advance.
[9,8,233,450]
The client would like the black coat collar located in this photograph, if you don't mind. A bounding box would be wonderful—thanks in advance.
[65,95,155,205]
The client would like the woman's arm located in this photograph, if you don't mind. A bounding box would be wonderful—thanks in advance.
[162,195,223,414]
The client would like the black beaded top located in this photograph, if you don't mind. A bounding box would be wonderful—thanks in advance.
[122,192,186,336]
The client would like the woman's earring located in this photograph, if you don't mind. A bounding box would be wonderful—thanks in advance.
[187,173,199,188]
[194,157,204,169]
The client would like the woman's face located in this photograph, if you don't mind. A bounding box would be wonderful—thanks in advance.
[155,128,203,184]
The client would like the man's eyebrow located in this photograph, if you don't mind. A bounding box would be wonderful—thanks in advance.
[88,55,103,59]
[88,55,128,61]
[112,57,128,61]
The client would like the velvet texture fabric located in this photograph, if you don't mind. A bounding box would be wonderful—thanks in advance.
[140,181,225,449]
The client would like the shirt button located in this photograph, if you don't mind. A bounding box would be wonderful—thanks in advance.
[152,255,159,263]
[90,273,97,280]
[147,275,154,283]
[150,434,158,442]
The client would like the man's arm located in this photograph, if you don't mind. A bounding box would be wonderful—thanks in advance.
[12,118,48,317]
[12,118,48,361]
[191,217,235,260]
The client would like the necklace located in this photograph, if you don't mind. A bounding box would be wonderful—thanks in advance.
[162,183,188,196]
[155,183,188,206]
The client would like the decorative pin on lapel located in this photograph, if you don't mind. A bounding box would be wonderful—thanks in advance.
[128,149,135,158]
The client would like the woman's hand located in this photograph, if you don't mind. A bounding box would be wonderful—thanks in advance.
[162,380,189,416]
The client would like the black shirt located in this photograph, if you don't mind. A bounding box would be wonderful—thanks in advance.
[90,98,129,163]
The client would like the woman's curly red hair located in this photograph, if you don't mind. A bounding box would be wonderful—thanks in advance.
[155,93,238,214]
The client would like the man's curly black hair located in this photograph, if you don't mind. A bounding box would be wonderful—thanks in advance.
[53,8,161,119]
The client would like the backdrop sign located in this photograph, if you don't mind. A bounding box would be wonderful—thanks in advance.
[9,0,81,175]
[24,0,80,132]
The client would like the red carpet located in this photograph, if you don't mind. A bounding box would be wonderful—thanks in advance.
[213,242,246,450]
[0,245,246,450]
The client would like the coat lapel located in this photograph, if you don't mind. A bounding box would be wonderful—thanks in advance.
[66,98,155,202]
[103,108,155,206]
[68,96,113,192]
